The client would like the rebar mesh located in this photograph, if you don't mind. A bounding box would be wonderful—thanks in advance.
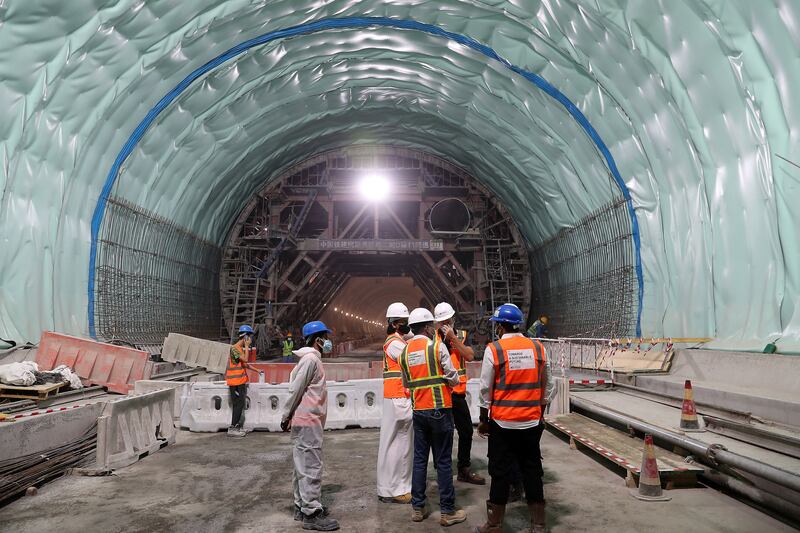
[95,197,221,346]
[530,197,637,338]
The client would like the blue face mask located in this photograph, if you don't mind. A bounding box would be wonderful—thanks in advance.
[321,339,333,354]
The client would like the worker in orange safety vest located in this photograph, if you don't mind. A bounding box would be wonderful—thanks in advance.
[376,302,414,504]
[226,324,255,438]
[434,302,485,485]
[399,307,467,527]
[475,303,552,533]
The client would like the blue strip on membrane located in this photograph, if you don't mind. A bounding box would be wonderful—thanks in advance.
[88,16,644,338]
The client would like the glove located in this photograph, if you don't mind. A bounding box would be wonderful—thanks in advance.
[280,418,291,432]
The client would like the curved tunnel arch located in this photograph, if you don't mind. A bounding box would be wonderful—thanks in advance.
[87,16,645,339]
[1,1,798,352]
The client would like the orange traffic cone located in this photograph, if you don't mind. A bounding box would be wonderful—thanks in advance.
[679,380,704,432]
[631,434,671,501]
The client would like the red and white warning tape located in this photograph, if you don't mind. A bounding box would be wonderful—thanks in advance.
[548,421,689,473]
[568,379,610,385]
[2,403,96,421]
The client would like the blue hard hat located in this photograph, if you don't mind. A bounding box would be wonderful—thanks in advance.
[238,325,254,336]
[302,320,332,339]
[489,303,524,325]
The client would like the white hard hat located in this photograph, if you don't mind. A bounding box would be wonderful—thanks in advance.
[434,302,455,322]
[408,307,435,326]
[386,302,410,319]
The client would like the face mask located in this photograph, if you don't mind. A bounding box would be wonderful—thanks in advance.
[397,324,411,335]
[320,339,333,354]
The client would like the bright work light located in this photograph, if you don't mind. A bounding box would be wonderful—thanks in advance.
[358,173,390,202]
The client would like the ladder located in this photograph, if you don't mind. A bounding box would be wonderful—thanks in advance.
[483,238,512,312]
[257,189,317,279]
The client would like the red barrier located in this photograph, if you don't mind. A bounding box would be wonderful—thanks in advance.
[36,331,153,394]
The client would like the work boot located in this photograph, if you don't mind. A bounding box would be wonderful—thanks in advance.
[458,467,486,485]
[227,427,245,438]
[411,503,430,522]
[378,492,411,504]
[474,501,505,533]
[302,509,339,531]
[440,509,467,527]
[529,501,546,533]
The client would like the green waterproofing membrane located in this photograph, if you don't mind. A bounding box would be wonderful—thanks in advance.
[0,1,799,352]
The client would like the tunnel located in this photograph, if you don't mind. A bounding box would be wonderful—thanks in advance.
[1,1,799,355]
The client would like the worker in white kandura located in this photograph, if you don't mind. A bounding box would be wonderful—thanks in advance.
[376,302,414,504]
[281,320,339,531]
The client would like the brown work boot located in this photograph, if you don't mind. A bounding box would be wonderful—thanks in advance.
[474,501,505,533]
[440,508,467,527]
[378,492,411,504]
[411,503,430,522]
[529,501,546,533]
[458,467,486,485]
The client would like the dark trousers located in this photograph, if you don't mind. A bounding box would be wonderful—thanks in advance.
[451,393,473,469]
[229,384,247,428]
[488,420,545,504]
[412,409,455,513]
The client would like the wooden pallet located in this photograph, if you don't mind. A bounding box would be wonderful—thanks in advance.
[0,381,67,400]
[546,413,703,489]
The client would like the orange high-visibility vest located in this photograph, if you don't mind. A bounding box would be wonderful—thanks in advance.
[383,333,406,399]
[438,330,468,395]
[489,336,544,422]
[400,336,452,410]
[225,347,249,386]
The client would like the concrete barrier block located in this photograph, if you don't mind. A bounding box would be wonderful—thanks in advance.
[96,388,176,470]
[162,333,228,374]
[0,403,105,462]
[351,379,383,429]
[465,378,481,424]
[133,380,192,420]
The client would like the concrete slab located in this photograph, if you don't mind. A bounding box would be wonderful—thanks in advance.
[0,429,791,532]
[572,390,800,475]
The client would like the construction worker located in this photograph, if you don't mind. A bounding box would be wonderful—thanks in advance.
[434,302,485,485]
[475,303,551,533]
[399,308,467,527]
[282,331,295,363]
[226,325,255,438]
[377,302,414,504]
[280,320,339,531]
[527,315,549,338]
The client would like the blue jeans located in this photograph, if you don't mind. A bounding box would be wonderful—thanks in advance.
[411,408,455,513]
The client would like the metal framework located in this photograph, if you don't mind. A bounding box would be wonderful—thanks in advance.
[530,196,637,338]
[220,145,531,346]
[95,197,221,345]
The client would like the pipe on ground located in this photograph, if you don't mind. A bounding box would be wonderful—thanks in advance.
[687,459,800,525]
[569,396,800,494]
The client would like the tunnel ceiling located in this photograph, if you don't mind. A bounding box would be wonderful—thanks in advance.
[1,1,799,352]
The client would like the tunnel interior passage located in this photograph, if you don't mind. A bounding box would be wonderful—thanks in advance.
[92,144,638,348]
[11,4,799,352]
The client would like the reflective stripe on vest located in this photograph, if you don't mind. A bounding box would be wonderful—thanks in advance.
[400,337,452,410]
[490,337,543,422]
[226,348,249,386]
[383,334,406,398]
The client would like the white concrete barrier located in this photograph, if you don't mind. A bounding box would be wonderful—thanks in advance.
[0,403,105,462]
[162,333,229,374]
[133,380,192,420]
[179,379,385,432]
[96,388,176,470]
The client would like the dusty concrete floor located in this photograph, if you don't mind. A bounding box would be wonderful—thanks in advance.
[0,428,792,533]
